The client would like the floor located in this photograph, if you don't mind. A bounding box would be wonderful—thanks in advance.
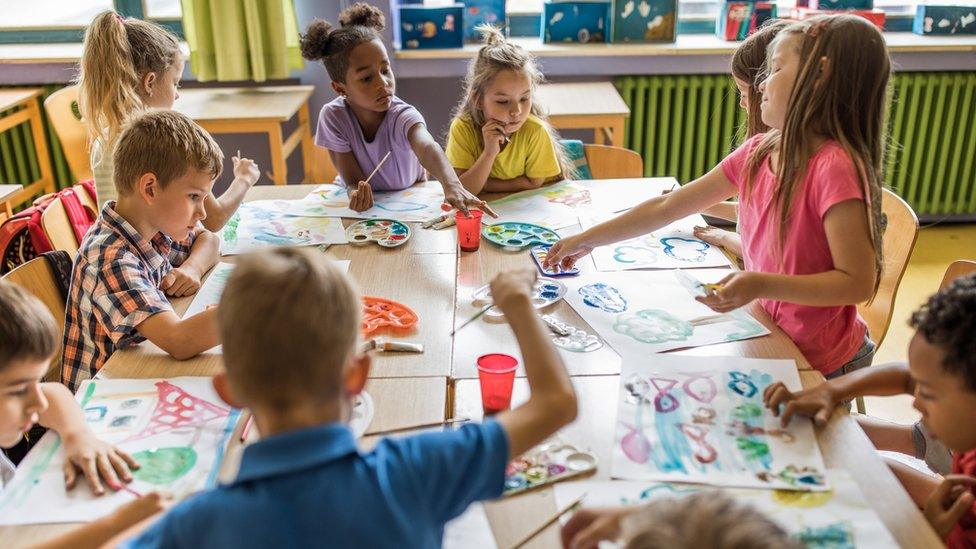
[863,223,976,424]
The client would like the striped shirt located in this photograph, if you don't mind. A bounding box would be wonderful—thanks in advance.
[91,138,117,208]
[61,202,194,392]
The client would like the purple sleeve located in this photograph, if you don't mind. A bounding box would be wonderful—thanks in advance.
[392,104,426,150]
[314,103,353,153]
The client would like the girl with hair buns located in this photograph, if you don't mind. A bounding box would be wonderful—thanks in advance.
[78,11,260,230]
[446,25,571,195]
[300,3,488,214]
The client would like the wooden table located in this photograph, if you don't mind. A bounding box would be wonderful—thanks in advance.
[536,82,630,147]
[0,89,55,208]
[0,184,22,219]
[173,86,315,186]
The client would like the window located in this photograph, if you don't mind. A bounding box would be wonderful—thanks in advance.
[0,0,183,44]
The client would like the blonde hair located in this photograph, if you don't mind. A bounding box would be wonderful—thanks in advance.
[78,10,181,149]
[745,15,889,291]
[113,110,222,196]
[453,25,573,179]
[217,248,361,410]
[731,19,791,138]
[0,280,58,371]
[621,492,803,549]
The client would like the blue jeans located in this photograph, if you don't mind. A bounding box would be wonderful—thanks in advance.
[826,335,876,380]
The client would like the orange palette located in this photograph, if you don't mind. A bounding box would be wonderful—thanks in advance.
[361,296,419,335]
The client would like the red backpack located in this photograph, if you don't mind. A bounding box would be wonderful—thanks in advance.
[0,180,98,275]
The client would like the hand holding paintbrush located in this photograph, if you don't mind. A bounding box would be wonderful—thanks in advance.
[348,152,391,212]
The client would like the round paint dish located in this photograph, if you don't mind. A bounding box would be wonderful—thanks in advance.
[345,219,411,248]
[472,278,567,321]
[482,222,560,251]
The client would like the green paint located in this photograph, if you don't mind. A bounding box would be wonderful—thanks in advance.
[736,437,770,461]
[732,403,762,420]
[614,309,692,344]
[222,212,240,244]
[131,447,198,485]
[724,313,766,341]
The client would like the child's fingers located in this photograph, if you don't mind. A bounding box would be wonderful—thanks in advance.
[63,461,77,490]
[97,454,122,489]
[80,456,104,495]
[813,406,832,427]
[480,202,498,218]
[779,401,800,427]
[763,384,789,414]
[560,509,596,548]
[762,381,785,404]
[945,491,974,527]
[159,272,175,291]
[108,451,134,482]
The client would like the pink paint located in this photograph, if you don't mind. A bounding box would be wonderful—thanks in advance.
[621,423,651,464]
[124,381,230,442]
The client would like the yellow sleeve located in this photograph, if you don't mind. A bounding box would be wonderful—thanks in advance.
[523,121,562,179]
[445,117,480,170]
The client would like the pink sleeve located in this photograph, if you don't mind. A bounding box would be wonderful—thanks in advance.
[720,134,764,191]
[809,145,865,219]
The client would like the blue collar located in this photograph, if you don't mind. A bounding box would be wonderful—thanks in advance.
[231,423,358,484]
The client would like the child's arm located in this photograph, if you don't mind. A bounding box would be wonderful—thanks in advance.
[763,362,913,427]
[201,155,261,232]
[161,231,219,298]
[924,475,976,539]
[37,383,140,495]
[328,150,375,212]
[700,201,738,222]
[544,164,738,269]
[136,307,219,360]
[30,493,168,549]
[491,269,578,458]
[406,124,492,215]
[694,225,742,256]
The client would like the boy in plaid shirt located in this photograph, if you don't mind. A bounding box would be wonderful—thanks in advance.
[62,111,222,391]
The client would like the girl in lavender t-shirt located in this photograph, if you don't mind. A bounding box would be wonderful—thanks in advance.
[299,4,488,214]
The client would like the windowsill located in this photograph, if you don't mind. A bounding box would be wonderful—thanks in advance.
[0,41,189,64]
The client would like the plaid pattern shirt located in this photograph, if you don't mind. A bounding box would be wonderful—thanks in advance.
[62,202,195,392]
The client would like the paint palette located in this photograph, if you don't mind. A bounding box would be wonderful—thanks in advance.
[530,245,579,277]
[482,222,560,250]
[504,439,598,497]
[472,278,567,320]
[345,219,411,248]
[362,296,419,334]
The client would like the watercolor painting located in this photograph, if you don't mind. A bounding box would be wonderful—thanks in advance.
[610,355,828,491]
[580,212,734,271]
[555,470,897,548]
[219,201,347,255]
[295,183,447,222]
[0,378,241,525]
[564,270,769,356]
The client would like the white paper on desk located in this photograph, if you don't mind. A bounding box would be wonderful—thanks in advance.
[563,270,768,356]
[580,211,734,271]
[610,355,828,491]
[285,183,447,222]
[486,179,672,230]
[555,470,895,547]
[443,503,497,549]
[219,200,348,255]
[0,377,241,525]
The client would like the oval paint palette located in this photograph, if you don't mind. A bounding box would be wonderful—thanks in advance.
[482,222,560,250]
[472,278,566,320]
[361,296,418,335]
[346,219,411,248]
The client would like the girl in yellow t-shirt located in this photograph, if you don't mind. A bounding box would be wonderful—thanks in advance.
[446,26,570,195]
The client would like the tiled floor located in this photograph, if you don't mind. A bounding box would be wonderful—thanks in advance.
[863,223,976,424]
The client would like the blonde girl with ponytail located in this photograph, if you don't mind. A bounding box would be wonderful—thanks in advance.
[78,11,259,230]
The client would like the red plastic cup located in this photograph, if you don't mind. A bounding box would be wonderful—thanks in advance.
[455,209,484,252]
[477,353,518,415]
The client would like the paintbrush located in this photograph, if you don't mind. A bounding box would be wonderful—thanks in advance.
[451,304,493,336]
[364,151,391,186]
[364,418,470,437]
[239,414,254,443]
[110,481,145,498]
[508,493,587,549]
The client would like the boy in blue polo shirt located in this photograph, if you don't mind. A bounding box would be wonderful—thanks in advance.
[123,247,578,548]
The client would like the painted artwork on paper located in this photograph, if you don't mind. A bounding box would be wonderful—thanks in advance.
[295,183,447,222]
[580,212,734,271]
[554,470,897,548]
[610,355,828,491]
[0,378,241,525]
[219,201,347,255]
[564,270,768,356]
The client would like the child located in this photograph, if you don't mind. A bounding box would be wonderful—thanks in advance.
[561,491,802,549]
[79,11,259,230]
[0,280,168,547]
[300,3,487,214]
[122,248,577,547]
[446,25,570,195]
[62,110,222,393]
[546,15,888,379]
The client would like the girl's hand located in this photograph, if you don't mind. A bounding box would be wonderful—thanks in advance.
[442,182,498,217]
[348,181,374,212]
[489,269,537,312]
[695,271,765,313]
[924,475,976,538]
[560,507,631,549]
[544,234,594,271]
[481,119,507,156]
[693,225,737,250]
[763,381,838,427]
[233,155,260,188]
[62,431,140,495]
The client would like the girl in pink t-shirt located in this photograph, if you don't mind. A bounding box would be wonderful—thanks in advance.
[546,15,890,376]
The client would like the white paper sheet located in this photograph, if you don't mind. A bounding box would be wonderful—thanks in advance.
[291,183,447,222]
[443,503,497,549]
[563,270,768,356]
[219,201,348,255]
[610,355,828,491]
[555,470,896,547]
[0,377,241,525]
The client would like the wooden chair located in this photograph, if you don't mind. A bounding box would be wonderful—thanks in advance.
[583,144,643,179]
[311,144,338,183]
[940,260,976,289]
[3,258,66,381]
[40,196,81,257]
[43,85,93,182]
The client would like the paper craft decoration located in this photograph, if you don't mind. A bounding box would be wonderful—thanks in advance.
[581,212,734,271]
[0,378,241,525]
[482,222,561,250]
[486,179,673,230]
[564,270,769,356]
[294,184,447,222]
[610,355,828,491]
[472,278,566,320]
[555,470,896,547]
[345,219,411,248]
[444,503,497,549]
[219,200,347,255]
[504,438,598,496]
[362,296,419,335]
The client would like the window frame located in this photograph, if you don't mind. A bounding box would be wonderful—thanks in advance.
[0,0,183,44]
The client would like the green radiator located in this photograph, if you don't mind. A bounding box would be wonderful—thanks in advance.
[615,72,976,218]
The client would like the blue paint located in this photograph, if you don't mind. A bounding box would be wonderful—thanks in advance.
[660,237,710,262]
[794,523,855,549]
[84,405,107,422]
[541,291,559,299]
[543,284,559,291]
[579,282,627,312]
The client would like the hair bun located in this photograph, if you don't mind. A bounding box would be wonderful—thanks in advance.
[476,24,505,47]
[300,19,335,61]
[340,3,385,32]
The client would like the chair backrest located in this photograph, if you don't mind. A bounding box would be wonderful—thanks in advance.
[583,144,643,179]
[940,260,976,290]
[311,144,338,183]
[40,196,80,257]
[3,257,66,381]
[857,188,919,349]
[43,85,93,182]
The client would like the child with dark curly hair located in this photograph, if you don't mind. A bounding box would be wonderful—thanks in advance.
[764,272,976,547]
[300,3,487,214]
